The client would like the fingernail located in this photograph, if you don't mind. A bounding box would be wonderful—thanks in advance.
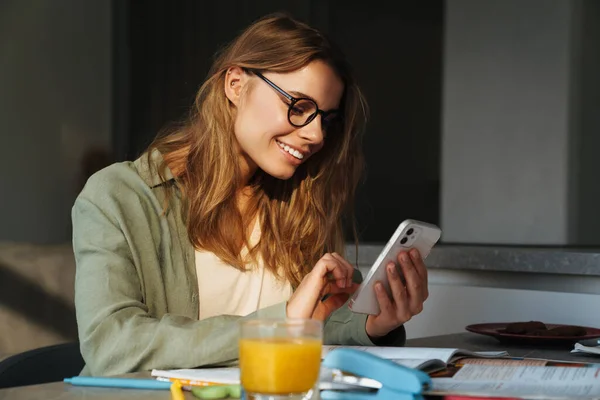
[411,249,420,259]
[402,253,410,262]
[376,283,383,291]
[388,264,396,275]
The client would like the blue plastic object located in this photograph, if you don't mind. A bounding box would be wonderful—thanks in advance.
[320,348,432,400]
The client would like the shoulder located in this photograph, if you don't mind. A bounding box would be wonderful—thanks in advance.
[74,150,176,217]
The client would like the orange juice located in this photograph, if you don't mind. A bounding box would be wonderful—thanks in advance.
[239,337,322,394]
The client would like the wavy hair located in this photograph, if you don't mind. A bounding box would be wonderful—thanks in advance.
[149,13,368,287]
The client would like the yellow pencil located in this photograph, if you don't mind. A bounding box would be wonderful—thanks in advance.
[160,377,223,387]
[170,379,185,400]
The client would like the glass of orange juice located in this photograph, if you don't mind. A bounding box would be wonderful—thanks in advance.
[239,318,323,400]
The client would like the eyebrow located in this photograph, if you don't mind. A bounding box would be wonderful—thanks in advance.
[288,90,340,113]
[289,90,315,103]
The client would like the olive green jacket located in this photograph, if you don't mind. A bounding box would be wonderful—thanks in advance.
[72,151,405,376]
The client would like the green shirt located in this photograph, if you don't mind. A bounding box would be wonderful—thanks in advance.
[72,150,405,376]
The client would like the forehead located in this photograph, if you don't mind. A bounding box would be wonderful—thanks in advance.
[263,61,344,111]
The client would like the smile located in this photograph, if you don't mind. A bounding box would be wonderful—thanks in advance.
[276,140,305,160]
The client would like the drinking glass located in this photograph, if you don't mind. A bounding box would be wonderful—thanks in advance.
[239,318,323,400]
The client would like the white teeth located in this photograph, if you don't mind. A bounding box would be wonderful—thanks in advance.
[276,140,304,160]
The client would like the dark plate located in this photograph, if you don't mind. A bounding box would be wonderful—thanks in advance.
[465,322,600,347]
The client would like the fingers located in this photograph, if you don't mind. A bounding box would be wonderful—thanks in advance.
[374,280,394,315]
[386,263,411,322]
[330,252,355,289]
[397,251,425,315]
[409,249,429,300]
[314,253,350,290]
[287,253,353,319]
[326,281,360,295]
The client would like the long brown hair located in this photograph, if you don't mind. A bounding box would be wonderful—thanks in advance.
[149,13,368,287]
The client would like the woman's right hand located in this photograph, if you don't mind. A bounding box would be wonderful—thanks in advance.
[286,253,359,321]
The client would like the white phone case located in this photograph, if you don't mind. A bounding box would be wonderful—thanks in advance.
[349,219,441,315]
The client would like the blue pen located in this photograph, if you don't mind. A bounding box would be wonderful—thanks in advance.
[64,376,172,390]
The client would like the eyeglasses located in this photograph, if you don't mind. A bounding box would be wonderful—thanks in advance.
[253,71,340,131]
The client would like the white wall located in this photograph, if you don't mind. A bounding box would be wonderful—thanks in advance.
[0,0,112,244]
[403,270,600,339]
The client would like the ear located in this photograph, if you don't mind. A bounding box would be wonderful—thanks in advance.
[224,66,247,106]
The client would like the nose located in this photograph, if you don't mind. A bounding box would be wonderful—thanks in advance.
[298,114,325,145]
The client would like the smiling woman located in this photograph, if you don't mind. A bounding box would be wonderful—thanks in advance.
[71,13,427,377]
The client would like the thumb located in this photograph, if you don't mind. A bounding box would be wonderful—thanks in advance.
[312,293,350,321]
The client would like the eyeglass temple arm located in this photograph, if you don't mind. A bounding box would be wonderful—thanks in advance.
[254,72,294,102]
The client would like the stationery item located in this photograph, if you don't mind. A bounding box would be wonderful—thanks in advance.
[191,384,242,399]
[320,347,432,400]
[571,342,600,356]
[239,318,323,399]
[63,376,172,390]
[152,368,240,386]
[171,380,185,400]
[322,346,508,373]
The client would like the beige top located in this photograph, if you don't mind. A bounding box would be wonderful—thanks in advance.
[195,221,293,320]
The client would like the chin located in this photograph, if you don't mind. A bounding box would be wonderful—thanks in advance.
[267,170,296,180]
[262,165,297,180]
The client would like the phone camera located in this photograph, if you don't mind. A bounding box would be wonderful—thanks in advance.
[406,228,414,235]
[400,237,408,245]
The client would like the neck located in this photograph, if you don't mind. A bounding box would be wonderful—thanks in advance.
[239,151,258,187]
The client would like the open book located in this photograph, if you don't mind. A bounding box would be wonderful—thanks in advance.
[322,345,508,373]
[430,363,600,398]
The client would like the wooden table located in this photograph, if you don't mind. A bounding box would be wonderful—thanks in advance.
[1,332,597,399]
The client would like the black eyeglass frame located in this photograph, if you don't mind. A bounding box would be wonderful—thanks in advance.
[252,71,340,129]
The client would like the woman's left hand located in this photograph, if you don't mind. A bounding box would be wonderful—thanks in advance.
[365,248,428,339]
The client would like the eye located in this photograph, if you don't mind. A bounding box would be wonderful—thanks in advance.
[290,105,305,116]
[290,99,317,117]
[290,102,312,116]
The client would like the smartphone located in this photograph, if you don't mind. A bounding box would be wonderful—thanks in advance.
[348,219,441,315]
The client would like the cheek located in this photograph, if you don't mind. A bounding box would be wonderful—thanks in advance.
[238,91,289,133]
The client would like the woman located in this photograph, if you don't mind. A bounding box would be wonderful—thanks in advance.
[72,13,429,376]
